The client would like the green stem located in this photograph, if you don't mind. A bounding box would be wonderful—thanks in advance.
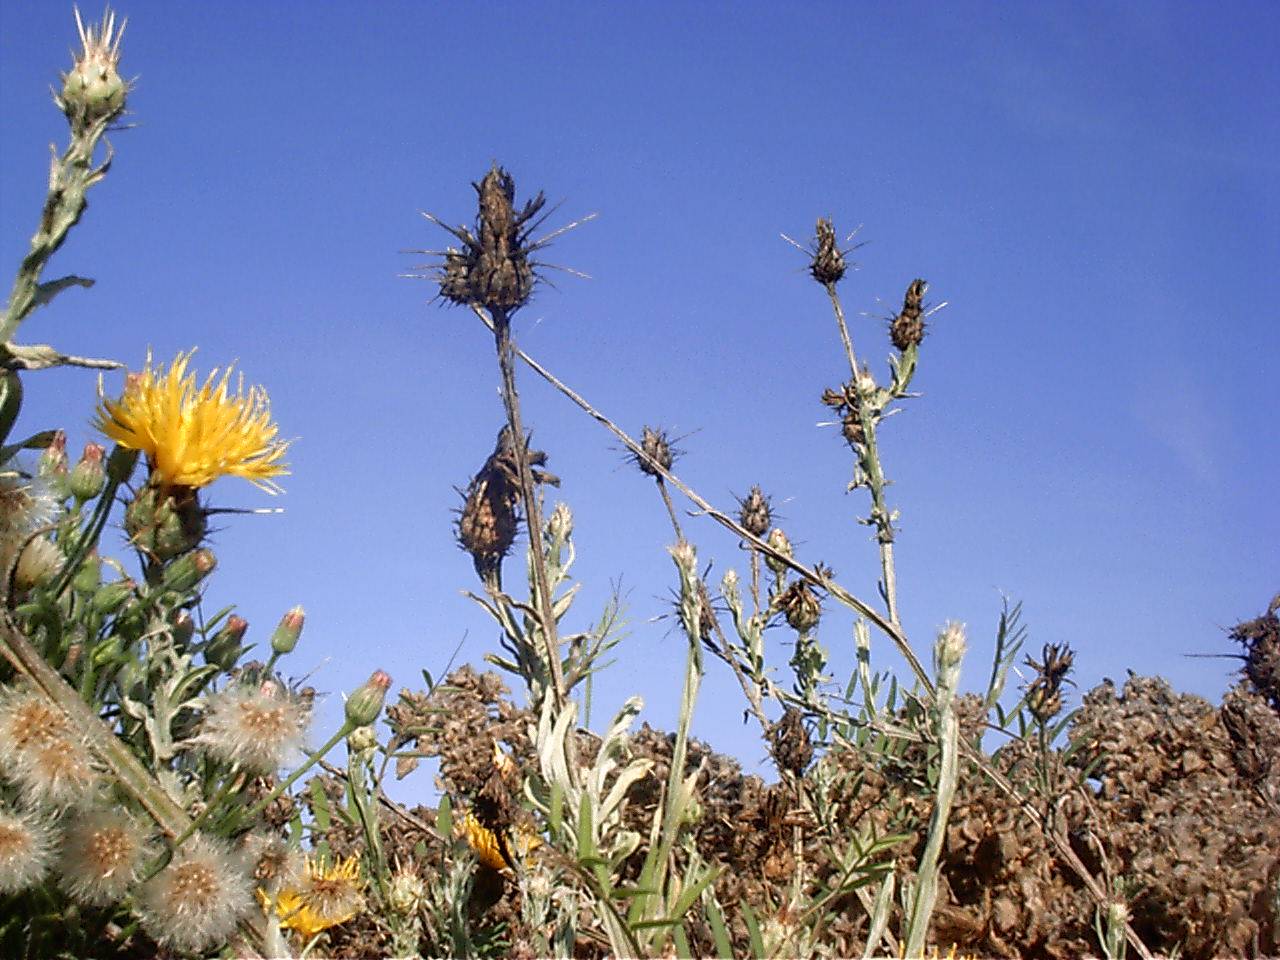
[246,721,354,822]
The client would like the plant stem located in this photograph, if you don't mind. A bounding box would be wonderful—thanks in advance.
[656,477,684,541]
[488,305,565,710]
[826,280,859,378]
[245,721,353,822]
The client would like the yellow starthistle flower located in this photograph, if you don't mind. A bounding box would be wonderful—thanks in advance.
[95,349,289,493]
[456,811,541,873]
[260,853,363,941]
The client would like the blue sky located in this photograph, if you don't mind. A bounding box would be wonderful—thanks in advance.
[2,2,1277,790]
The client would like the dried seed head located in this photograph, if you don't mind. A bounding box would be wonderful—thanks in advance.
[0,684,71,769]
[13,536,63,591]
[737,485,773,538]
[388,862,426,916]
[635,426,675,477]
[263,854,365,940]
[768,708,814,776]
[0,805,55,894]
[57,808,149,905]
[1023,641,1075,723]
[195,681,311,773]
[889,278,929,351]
[136,834,254,954]
[1230,596,1280,712]
[821,382,866,448]
[774,580,822,633]
[240,832,304,894]
[11,734,101,808]
[809,218,846,285]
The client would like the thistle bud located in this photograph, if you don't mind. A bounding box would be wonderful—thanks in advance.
[205,616,248,672]
[736,485,773,538]
[162,548,216,593]
[345,670,391,727]
[764,528,793,579]
[546,502,573,544]
[69,443,107,502]
[72,552,102,595]
[171,610,195,648]
[90,578,134,616]
[636,426,674,477]
[934,621,967,692]
[38,431,68,480]
[269,606,305,656]
[889,279,929,352]
[346,725,378,754]
[809,218,846,285]
[58,8,128,133]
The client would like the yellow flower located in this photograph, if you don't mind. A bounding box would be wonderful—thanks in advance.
[259,854,363,941]
[456,811,542,873]
[95,349,289,492]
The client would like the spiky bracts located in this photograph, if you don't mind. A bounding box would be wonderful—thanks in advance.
[456,427,559,584]
[1231,594,1280,712]
[889,278,929,351]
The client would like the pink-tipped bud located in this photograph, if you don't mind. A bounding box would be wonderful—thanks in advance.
[38,431,68,479]
[162,548,217,594]
[270,606,305,656]
[205,615,248,672]
[69,442,107,502]
[345,670,391,727]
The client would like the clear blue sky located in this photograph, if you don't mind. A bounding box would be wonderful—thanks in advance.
[3,2,1277,789]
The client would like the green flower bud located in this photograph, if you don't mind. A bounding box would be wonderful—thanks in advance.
[69,442,107,502]
[269,606,305,655]
[346,725,378,753]
[161,548,217,593]
[764,527,793,579]
[90,578,135,616]
[205,615,248,672]
[39,430,68,480]
[171,610,195,648]
[58,8,128,132]
[345,670,391,728]
[72,552,102,595]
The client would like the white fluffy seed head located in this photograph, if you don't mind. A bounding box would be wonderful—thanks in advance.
[57,807,150,905]
[136,834,253,954]
[195,682,310,773]
[0,805,56,894]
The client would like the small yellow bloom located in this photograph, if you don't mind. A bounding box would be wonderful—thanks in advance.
[259,854,363,941]
[95,349,289,492]
[456,811,541,873]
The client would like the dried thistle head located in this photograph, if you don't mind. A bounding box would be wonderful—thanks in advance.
[889,278,929,351]
[1023,642,1076,723]
[774,579,822,633]
[736,485,773,538]
[455,426,559,583]
[820,381,865,447]
[768,707,814,776]
[634,426,677,477]
[1230,594,1280,712]
[809,218,846,285]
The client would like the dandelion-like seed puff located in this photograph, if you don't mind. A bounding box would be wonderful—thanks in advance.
[94,349,290,493]
[261,854,364,940]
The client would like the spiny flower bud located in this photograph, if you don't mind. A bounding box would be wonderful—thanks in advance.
[388,864,426,916]
[809,218,846,285]
[934,621,968,692]
[90,577,135,616]
[775,580,822,633]
[635,426,675,477]
[126,486,207,561]
[768,707,814,776]
[161,547,216,593]
[345,670,391,728]
[737,485,773,538]
[546,501,573,544]
[889,279,928,352]
[270,605,305,655]
[58,8,128,133]
[205,615,248,672]
[764,527,793,579]
[69,442,107,502]
[38,430,68,480]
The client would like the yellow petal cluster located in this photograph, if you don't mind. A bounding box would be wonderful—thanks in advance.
[95,350,289,492]
[260,854,363,940]
[457,811,542,873]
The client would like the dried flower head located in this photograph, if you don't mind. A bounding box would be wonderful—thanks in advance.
[634,426,677,477]
[95,349,290,493]
[12,535,63,591]
[774,580,822,633]
[196,680,310,773]
[57,808,149,905]
[0,460,61,539]
[10,733,101,808]
[889,278,929,351]
[736,485,773,538]
[768,708,814,776]
[0,684,71,768]
[262,854,364,941]
[820,382,866,448]
[809,218,847,285]
[0,805,55,894]
[1023,641,1075,723]
[137,834,254,954]
[1230,594,1280,712]
[241,833,305,895]
[58,7,128,132]
[456,426,558,583]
